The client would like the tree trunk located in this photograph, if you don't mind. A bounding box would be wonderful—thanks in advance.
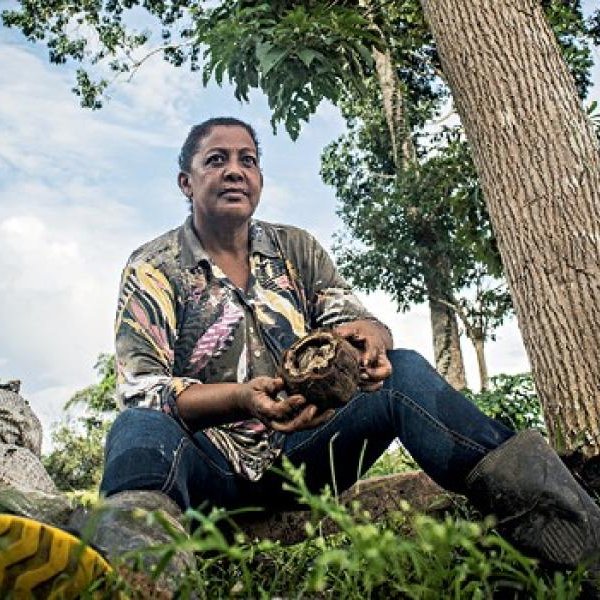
[371,46,417,167]
[361,7,467,390]
[428,293,467,390]
[420,0,600,455]
[424,256,467,390]
[360,0,417,169]
[472,336,489,391]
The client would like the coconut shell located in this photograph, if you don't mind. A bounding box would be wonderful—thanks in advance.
[279,330,361,411]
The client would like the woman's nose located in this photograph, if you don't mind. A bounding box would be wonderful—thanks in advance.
[223,160,244,181]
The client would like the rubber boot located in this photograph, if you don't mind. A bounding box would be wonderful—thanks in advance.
[466,430,600,575]
[70,490,196,595]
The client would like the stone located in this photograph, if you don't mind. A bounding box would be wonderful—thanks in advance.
[0,382,43,457]
[0,484,72,527]
[0,444,58,494]
[69,490,196,595]
[236,470,451,545]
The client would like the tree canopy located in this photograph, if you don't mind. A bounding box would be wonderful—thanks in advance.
[2,1,597,136]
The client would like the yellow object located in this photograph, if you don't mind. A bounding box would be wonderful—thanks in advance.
[0,513,111,599]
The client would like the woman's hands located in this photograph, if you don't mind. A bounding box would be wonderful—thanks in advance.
[333,320,393,392]
[178,319,393,434]
[238,376,335,433]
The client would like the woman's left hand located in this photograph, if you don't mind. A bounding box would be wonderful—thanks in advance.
[269,401,336,433]
[333,320,393,391]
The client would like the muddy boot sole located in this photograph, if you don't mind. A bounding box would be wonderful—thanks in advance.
[0,513,111,599]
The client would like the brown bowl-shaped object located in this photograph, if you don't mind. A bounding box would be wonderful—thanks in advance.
[279,330,361,411]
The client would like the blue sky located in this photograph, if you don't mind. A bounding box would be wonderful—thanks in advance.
[1,7,598,446]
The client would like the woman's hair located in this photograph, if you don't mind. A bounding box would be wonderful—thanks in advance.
[178,117,261,173]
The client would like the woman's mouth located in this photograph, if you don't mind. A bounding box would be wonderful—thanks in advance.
[220,188,248,199]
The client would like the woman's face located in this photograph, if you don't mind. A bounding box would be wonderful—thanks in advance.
[178,125,263,227]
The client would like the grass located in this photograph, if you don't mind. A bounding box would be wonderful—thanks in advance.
[82,456,586,599]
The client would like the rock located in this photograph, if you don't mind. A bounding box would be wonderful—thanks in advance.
[236,470,452,545]
[70,491,195,594]
[0,380,21,394]
[0,382,43,456]
[0,444,57,494]
[0,383,70,528]
[0,484,72,527]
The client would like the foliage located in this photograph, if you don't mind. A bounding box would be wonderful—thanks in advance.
[450,274,513,344]
[90,459,585,598]
[65,353,117,413]
[2,1,597,138]
[323,99,502,307]
[466,373,546,435]
[543,0,596,98]
[43,416,112,492]
[587,100,600,144]
[364,444,418,478]
[588,8,600,45]
[43,354,117,491]
[196,2,379,139]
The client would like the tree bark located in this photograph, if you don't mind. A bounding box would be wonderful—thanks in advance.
[371,46,417,168]
[424,256,467,389]
[420,0,600,455]
[472,336,489,392]
[427,290,467,390]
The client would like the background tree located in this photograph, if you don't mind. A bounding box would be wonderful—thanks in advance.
[321,78,511,390]
[442,271,513,391]
[43,354,117,491]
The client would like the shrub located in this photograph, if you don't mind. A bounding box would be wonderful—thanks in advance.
[466,373,546,434]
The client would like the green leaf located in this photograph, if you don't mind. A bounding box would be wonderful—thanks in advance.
[297,48,320,68]
[256,42,288,76]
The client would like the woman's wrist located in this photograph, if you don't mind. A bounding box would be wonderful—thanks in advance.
[234,382,253,417]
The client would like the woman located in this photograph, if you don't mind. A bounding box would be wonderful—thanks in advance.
[101,117,599,577]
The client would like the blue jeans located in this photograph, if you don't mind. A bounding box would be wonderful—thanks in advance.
[100,350,514,511]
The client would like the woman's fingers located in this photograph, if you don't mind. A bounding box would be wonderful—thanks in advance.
[359,353,392,390]
[252,390,305,422]
[269,405,336,432]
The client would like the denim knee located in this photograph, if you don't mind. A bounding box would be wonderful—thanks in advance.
[100,408,188,500]
[385,349,448,394]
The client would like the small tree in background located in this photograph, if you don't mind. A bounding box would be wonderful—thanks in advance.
[43,354,117,491]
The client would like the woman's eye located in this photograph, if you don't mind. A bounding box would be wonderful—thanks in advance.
[206,154,224,165]
[242,155,257,166]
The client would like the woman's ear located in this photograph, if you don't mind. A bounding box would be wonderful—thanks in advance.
[178,171,191,198]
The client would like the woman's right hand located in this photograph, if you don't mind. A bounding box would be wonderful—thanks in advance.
[239,376,335,432]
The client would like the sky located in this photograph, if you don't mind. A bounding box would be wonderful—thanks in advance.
[0,5,598,449]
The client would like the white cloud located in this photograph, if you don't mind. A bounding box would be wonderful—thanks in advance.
[0,207,121,379]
